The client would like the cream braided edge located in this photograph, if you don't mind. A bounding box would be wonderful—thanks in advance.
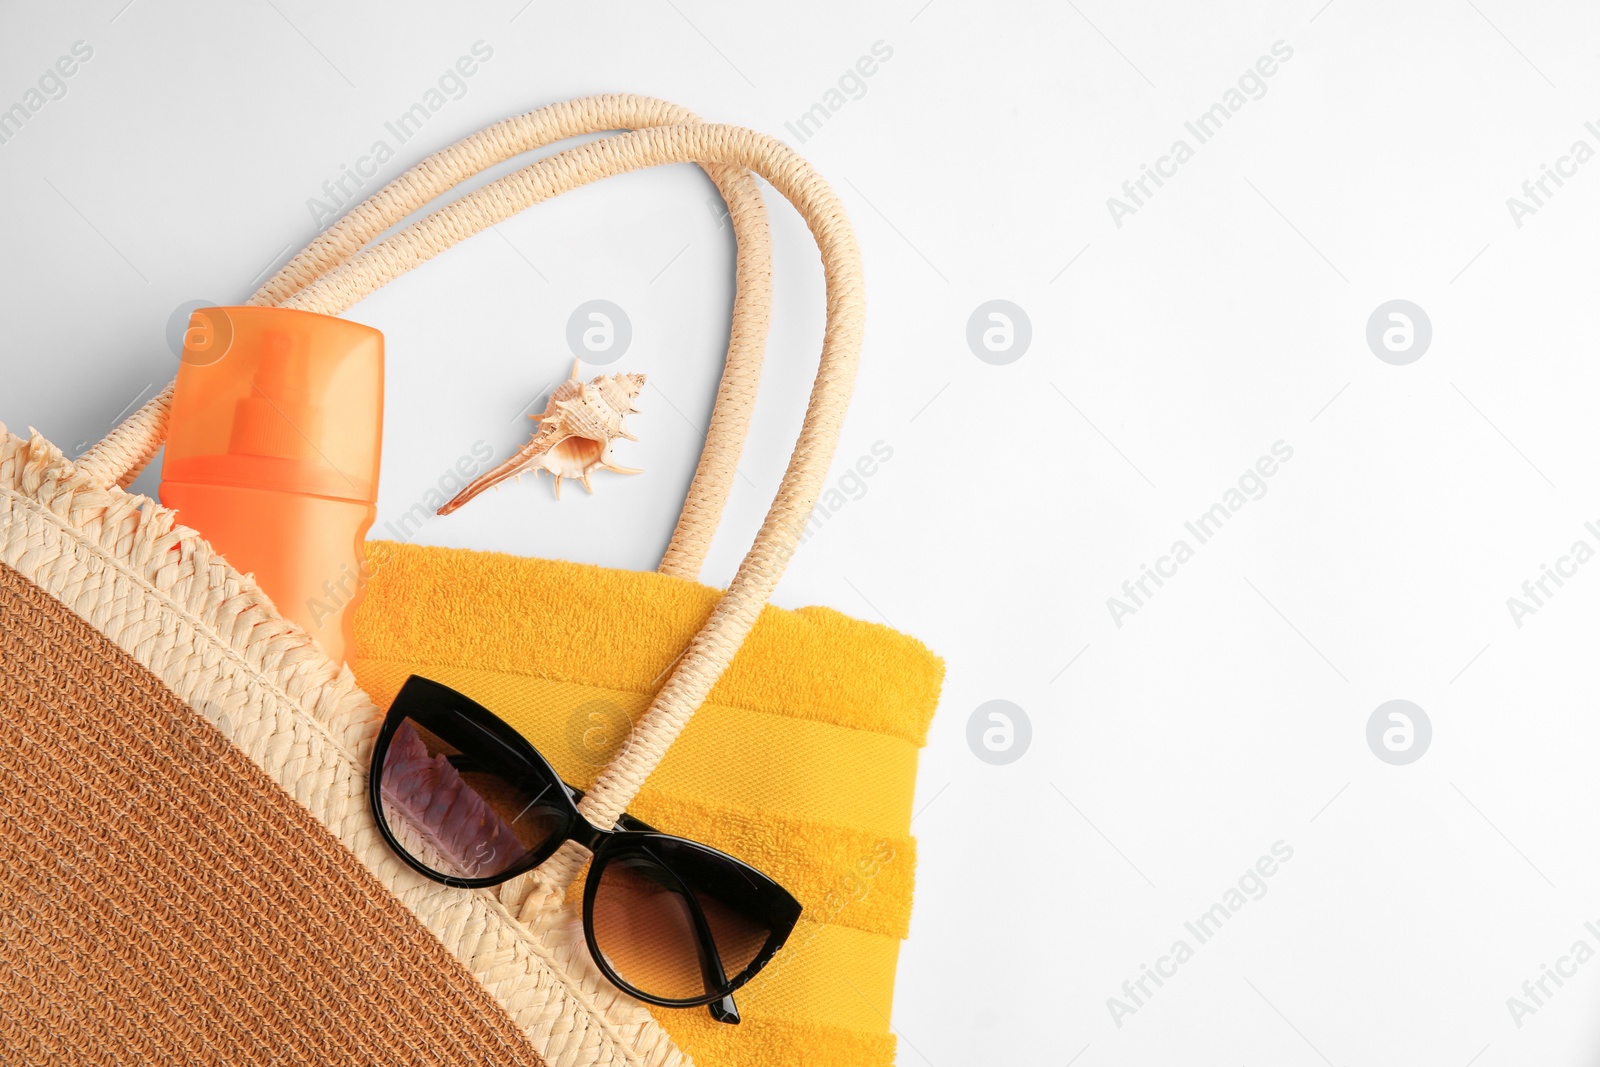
[75,94,774,582]
[0,427,688,1067]
[237,123,864,892]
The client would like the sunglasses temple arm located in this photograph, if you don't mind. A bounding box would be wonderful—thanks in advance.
[683,888,737,1023]
[709,992,740,1024]
[648,850,739,1024]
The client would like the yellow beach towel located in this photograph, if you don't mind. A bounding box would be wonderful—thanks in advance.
[353,539,943,1067]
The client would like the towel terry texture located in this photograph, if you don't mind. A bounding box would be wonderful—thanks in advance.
[352,539,943,1067]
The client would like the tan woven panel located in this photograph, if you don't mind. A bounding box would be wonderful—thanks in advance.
[0,560,547,1067]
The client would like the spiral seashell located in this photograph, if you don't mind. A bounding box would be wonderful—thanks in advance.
[438,359,644,515]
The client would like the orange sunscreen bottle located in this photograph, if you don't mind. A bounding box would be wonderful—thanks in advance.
[159,306,384,665]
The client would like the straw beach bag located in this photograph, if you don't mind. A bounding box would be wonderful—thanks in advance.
[0,95,939,1066]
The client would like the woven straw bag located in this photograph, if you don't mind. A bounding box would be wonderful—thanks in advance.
[0,95,938,1066]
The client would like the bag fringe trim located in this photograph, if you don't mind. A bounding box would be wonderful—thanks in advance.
[0,424,689,1067]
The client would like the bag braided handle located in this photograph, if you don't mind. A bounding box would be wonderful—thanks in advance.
[281,125,860,884]
[86,111,863,890]
[76,94,774,582]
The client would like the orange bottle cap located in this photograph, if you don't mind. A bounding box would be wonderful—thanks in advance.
[161,306,384,502]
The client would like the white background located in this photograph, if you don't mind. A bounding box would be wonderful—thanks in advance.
[5,1,1600,1063]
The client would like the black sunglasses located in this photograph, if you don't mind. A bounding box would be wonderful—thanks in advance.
[368,675,801,1024]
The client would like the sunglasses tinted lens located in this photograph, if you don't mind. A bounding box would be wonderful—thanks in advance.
[591,840,779,1002]
[379,717,567,881]
[592,853,708,999]
[693,884,772,980]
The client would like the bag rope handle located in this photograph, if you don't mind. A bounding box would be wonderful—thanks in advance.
[83,110,862,896]
[262,122,861,893]
[75,94,773,582]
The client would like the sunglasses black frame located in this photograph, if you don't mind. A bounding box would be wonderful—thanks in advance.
[368,675,802,1020]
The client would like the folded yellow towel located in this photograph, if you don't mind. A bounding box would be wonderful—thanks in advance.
[352,540,943,1067]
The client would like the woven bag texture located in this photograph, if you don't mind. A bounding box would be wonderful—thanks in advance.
[0,427,687,1067]
[0,555,551,1067]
